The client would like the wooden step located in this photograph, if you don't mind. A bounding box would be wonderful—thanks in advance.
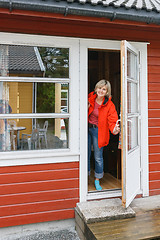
[87,210,160,240]
[75,197,160,240]
[75,198,135,240]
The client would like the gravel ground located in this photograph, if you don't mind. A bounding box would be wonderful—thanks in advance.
[3,229,80,240]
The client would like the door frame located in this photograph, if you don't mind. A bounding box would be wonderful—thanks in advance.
[79,38,149,202]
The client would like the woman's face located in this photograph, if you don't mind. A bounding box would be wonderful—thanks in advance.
[96,85,108,98]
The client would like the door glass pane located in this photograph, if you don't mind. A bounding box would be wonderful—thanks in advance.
[0,81,69,114]
[127,117,138,151]
[0,117,69,152]
[127,50,137,80]
[127,81,138,114]
[0,45,69,78]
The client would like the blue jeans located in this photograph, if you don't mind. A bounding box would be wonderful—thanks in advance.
[88,127,104,179]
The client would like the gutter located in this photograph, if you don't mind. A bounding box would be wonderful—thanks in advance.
[0,0,160,25]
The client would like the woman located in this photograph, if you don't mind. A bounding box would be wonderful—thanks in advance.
[88,79,120,191]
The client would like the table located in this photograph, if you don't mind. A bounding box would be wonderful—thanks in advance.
[9,126,26,149]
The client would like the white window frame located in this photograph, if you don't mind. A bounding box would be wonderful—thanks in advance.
[0,32,80,166]
[79,38,148,202]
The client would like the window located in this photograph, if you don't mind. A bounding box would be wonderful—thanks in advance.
[0,44,70,152]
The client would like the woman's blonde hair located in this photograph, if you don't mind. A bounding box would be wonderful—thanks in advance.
[95,79,111,98]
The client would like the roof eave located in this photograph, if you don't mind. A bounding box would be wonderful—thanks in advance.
[0,0,160,25]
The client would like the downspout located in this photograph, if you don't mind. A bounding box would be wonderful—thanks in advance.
[9,0,12,12]
[111,12,117,21]
[64,6,68,17]
[146,17,154,24]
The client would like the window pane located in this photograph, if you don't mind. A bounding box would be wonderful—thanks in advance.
[0,82,69,114]
[0,45,69,78]
[127,49,137,80]
[36,83,69,114]
[127,117,138,151]
[0,118,69,152]
[127,81,138,114]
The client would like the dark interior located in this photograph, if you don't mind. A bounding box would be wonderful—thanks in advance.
[88,49,121,191]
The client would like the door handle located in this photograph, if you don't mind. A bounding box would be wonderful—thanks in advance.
[116,119,121,126]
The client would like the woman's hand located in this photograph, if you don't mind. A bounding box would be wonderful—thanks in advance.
[113,122,120,135]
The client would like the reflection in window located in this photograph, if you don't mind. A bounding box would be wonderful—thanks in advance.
[39,47,69,78]
[0,82,69,114]
[127,49,137,80]
[127,81,138,114]
[127,117,138,151]
[0,45,70,152]
[0,118,68,151]
[36,83,69,114]
[0,45,69,78]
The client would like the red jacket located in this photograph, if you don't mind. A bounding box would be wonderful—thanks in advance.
[88,91,118,148]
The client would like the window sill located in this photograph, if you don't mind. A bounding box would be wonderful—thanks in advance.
[0,149,80,166]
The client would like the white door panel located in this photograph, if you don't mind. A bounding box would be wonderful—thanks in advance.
[121,40,141,208]
[126,148,140,207]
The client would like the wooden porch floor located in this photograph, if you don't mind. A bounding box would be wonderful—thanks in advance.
[88,172,121,191]
[86,209,160,240]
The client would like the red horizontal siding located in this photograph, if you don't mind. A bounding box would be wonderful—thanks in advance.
[0,189,79,206]
[148,48,160,57]
[149,162,160,172]
[149,189,160,196]
[149,145,160,154]
[148,118,160,127]
[0,9,159,224]
[0,10,159,42]
[148,110,160,118]
[0,179,79,195]
[0,168,78,184]
[149,154,160,163]
[0,209,74,228]
[149,172,160,181]
[0,162,79,227]
[148,66,160,74]
[149,127,160,135]
[0,162,78,173]
[149,180,160,190]
[148,43,160,196]
[149,41,160,49]
[148,101,160,109]
[149,92,160,101]
[149,136,160,144]
[0,199,78,217]
[148,83,160,92]
[148,74,160,83]
[148,57,160,66]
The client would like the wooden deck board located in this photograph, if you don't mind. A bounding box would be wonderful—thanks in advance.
[88,173,121,192]
[87,210,160,240]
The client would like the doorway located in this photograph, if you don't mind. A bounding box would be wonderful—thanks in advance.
[88,49,121,192]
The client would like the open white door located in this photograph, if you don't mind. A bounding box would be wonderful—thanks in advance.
[121,40,141,208]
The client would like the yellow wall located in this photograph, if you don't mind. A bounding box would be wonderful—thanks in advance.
[9,82,33,137]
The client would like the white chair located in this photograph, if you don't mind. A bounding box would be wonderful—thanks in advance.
[21,128,41,150]
[38,121,48,148]
[8,120,17,150]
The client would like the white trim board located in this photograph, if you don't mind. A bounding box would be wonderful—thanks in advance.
[79,39,148,202]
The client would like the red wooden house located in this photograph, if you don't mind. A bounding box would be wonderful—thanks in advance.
[0,0,159,229]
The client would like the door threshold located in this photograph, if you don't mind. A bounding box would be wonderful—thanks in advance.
[87,189,122,201]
